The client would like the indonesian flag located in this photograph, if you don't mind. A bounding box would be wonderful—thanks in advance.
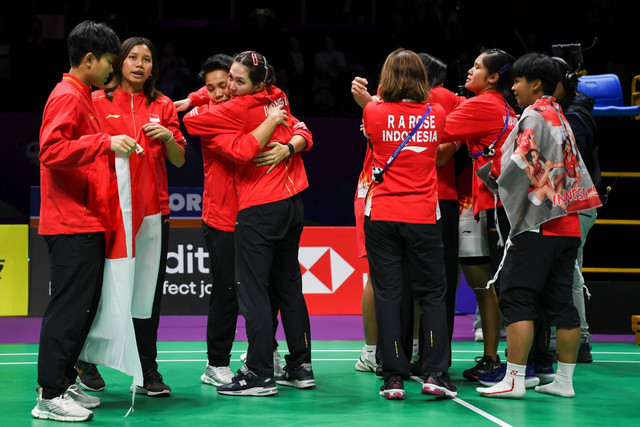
[80,133,161,389]
[477,96,602,237]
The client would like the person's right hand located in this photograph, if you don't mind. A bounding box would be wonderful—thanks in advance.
[267,104,289,127]
[351,76,369,95]
[351,76,373,108]
[174,98,192,112]
[110,135,137,157]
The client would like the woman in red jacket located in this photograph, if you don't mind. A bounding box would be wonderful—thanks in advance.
[183,51,314,397]
[363,48,455,400]
[179,54,312,387]
[440,48,517,382]
[77,37,186,397]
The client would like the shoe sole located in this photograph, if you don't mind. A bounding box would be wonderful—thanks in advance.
[66,394,100,409]
[217,386,278,396]
[132,386,171,397]
[421,384,457,398]
[463,367,501,382]
[31,407,93,422]
[276,379,316,389]
[478,377,540,388]
[78,380,105,392]
[201,373,229,387]
[536,373,555,385]
[462,370,479,381]
[379,389,405,400]
[73,400,101,409]
[355,359,376,372]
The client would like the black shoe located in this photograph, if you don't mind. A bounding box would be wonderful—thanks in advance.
[422,372,457,398]
[133,370,171,397]
[217,365,278,396]
[462,355,501,381]
[375,363,384,377]
[379,375,405,400]
[577,342,593,363]
[75,361,106,392]
[277,363,316,389]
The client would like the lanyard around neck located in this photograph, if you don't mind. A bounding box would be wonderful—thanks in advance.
[472,100,510,160]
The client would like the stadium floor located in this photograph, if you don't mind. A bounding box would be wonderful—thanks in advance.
[1,315,639,426]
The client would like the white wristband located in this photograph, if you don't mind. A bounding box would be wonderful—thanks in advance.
[162,131,174,143]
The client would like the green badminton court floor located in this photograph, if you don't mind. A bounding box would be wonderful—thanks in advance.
[2,340,639,426]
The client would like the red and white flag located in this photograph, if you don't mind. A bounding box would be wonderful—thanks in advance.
[80,134,161,388]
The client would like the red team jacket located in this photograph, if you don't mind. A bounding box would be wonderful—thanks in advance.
[92,88,187,216]
[39,74,113,235]
[431,87,465,201]
[183,85,312,212]
[363,100,446,224]
[443,90,517,217]
[183,88,312,231]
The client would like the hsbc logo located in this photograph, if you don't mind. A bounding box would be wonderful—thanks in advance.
[299,247,355,294]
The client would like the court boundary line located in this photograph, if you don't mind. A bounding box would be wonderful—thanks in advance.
[409,375,513,427]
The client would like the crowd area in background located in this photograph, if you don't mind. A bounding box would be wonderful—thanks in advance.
[1,1,637,116]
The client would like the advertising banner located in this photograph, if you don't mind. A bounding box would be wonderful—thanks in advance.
[0,225,29,316]
[28,225,368,316]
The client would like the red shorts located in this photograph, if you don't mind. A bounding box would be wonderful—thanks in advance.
[354,197,367,258]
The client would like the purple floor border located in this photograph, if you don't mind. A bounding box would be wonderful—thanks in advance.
[0,314,635,345]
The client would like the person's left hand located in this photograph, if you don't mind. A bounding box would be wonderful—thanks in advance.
[142,122,172,142]
[253,142,290,174]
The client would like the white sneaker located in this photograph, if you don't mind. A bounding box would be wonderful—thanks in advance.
[31,392,94,422]
[273,350,285,378]
[355,347,377,372]
[239,350,285,377]
[66,384,100,409]
[474,328,484,342]
[201,364,234,386]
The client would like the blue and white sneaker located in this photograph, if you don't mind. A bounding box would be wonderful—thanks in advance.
[277,363,316,389]
[478,363,540,388]
[533,363,555,385]
[217,365,278,396]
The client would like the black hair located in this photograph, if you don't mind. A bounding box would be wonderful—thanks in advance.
[103,37,161,106]
[481,48,515,93]
[232,51,276,87]
[67,20,121,67]
[198,54,233,82]
[418,53,447,87]
[512,52,562,96]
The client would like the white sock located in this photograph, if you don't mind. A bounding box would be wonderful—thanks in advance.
[477,361,526,398]
[412,339,419,358]
[535,361,576,398]
[365,344,376,354]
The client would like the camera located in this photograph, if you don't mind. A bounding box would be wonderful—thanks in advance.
[551,43,583,73]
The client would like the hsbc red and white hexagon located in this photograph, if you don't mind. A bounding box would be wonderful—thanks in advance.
[299,227,369,314]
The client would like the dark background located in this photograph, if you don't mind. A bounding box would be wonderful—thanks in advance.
[1,0,639,290]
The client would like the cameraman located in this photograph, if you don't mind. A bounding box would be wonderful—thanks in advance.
[552,56,600,363]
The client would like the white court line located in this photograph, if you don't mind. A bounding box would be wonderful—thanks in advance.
[0,353,38,356]
[0,362,36,365]
[409,375,512,427]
